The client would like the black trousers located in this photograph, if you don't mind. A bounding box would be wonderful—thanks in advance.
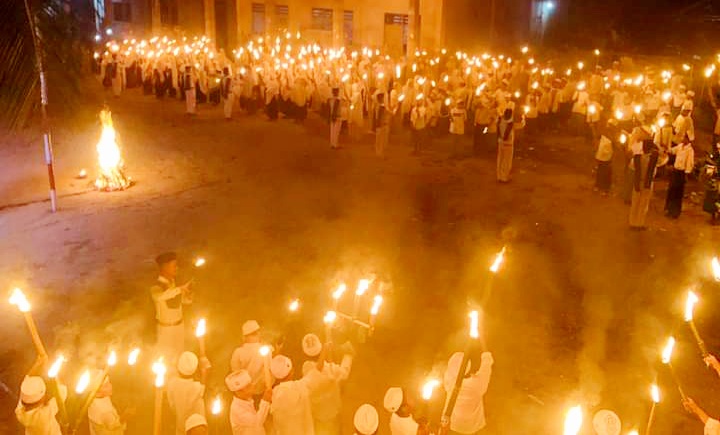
[665,169,686,218]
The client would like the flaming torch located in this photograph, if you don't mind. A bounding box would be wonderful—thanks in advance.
[369,295,383,332]
[685,291,708,358]
[94,109,131,191]
[195,318,207,357]
[661,336,687,400]
[47,355,68,427]
[441,310,481,428]
[421,378,440,401]
[9,288,47,357]
[127,348,140,366]
[482,246,507,305]
[332,283,346,310]
[259,345,273,389]
[646,384,660,435]
[71,350,118,434]
[211,395,223,415]
[711,257,720,282]
[288,299,300,313]
[152,358,167,435]
[352,279,371,317]
[324,311,337,343]
[489,246,506,274]
[564,405,583,435]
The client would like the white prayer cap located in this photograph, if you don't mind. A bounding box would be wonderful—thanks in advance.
[185,413,208,431]
[225,370,252,392]
[687,90,696,97]
[242,320,260,336]
[302,334,322,357]
[444,352,471,391]
[20,376,46,404]
[383,387,403,412]
[682,100,693,111]
[353,404,379,435]
[271,355,293,379]
[592,409,621,435]
[177,351,199,376]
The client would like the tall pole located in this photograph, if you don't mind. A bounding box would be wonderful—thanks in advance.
[204,0,216,41]
[23,0,57,213]
[407,0,420,56]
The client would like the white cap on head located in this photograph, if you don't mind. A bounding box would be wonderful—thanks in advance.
[444,352,472,391]
[178,351,199,376]
[354,404,379,435]
[185,413,208,432]
[270,355,292,380]
[20,376,46,404]
[383,387,403,413]
[682,100,693,112]
[592,409,622,435]
[302,334,322,357]
[242,320,260,336]
[225,370,252,392]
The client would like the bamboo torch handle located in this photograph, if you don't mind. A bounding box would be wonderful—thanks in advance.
[23,312,47,357]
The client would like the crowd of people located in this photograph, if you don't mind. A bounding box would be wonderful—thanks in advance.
[94,32,720,227]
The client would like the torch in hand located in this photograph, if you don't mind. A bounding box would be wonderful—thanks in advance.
[645,384,660,435]
[332,283,346,311]
[441,310,480,428]
[151,358,167,435]
[684,291,708,358]
[210,395,223,435]
[711,257,720,282]
[47,355,68,427]
[71,350,117,434]
[481,246,506,306]
[259,345,273,390]
[8,288,47,358]
[323,311,337,343]
[661,336,687,400]
[195,318,207,358]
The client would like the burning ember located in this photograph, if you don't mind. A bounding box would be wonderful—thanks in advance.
[95,109,131,191]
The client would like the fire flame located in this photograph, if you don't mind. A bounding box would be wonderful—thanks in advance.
[563,405,583,435]
[332,283,347,300]
[370,295,383,316]
[48,355,65,378]
[152,357,167,388]
[9,288,31,312]
[107,350,118,367]
[651,384,660,403]
[661,336,675,364]
[469,310,480,339]
[324,311,337,324]
[490,246,506,273]
[127,348,140,366]
[421,378,440,400]
[288,299,300,312]
[685,291,699,322]
[194,257,206,268]
[712,257,720,282]
[95,109,131,191]
[259,345,271,357]
[356,279,371,296]
[195,318,207,338]
[211,395,223,415]
[76,370,91,394]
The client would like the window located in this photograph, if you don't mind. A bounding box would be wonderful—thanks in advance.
[252,2,265,34]
[160,0,178,26]
[112,2,131,22]
[276,4,289,29]
[384,13,409,49]
[343,10,353,45]
[311,8,333,31]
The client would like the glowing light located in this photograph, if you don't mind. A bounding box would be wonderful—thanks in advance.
[9,288,31,312]
[259,345,271,357]
[490,246,507,273]
[614,109,624,120]
[333,283,347,300]
[356,279,371,296]
[421,378,440,400]
[651,384,660,403]
[661,336,675,364]
[712,257,720,281]
[564,406,583,435]
[685,291,699,322]
[48,355,66,379]
[194,257,206,267]
[152,358,167,388]
[107,350,117,367]
[370,295,383,316]
[469,310,479,339]
[75,370,91,394]
[195,318,207,338]
[95,109,130,191]
[128,348,140,366]
[289,299,300,312]
[211,396,223,415]
[323,311,337,324]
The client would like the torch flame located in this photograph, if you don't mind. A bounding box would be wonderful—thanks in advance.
[651,384,660,403]
[332,283,347,300]
[194,257,206,268]
[195,318,207,338]
[76,370,91,394]
[712,257,720,282]
[48,355,66,379]
[421,378,440,400]
[324,311,337,324]
[128,348,140,366]
[289,299,300,312]
[356,279,371,296]
[107,350,118,367]
[490,246,506,273]
[211,395,223,415]
[9,288,31,312]
[259,345,271,357]
[152,357,167,388]
[370,295,383,316]
[685,291,699,322]
[661,336,675,364]
[563,405,583,435]
[469,310,479,339]
[95,109,131,191]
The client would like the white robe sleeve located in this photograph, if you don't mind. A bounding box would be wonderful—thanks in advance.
[705,418,720,435]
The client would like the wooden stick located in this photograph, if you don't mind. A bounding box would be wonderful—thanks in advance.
[153,386,163,435]
[689,320,709,358]
[23,312,47,357]
[645,402,657,435]
[70,367,109,435]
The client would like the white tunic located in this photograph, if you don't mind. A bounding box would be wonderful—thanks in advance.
[230,343,266,395]
[302,356,352,423]
[706,418,720,435]
[166,377,205,435]
[444,354,493,434]
[15,399,62,435]
[271,380,314,435]
[230,397,269,435]
[88,397,126,435]
[389,413,419,435]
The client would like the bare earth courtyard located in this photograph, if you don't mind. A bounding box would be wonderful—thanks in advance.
[1,81,719,434]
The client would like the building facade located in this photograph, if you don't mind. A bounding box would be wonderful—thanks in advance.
[95,0,532,53]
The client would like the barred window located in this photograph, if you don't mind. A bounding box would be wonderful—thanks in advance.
[276,4,289,29]
[311,8,333,31]
[344,10,353,45]
[252,3,265,34]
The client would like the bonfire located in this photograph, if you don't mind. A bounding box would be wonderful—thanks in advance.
[95,109,131,191]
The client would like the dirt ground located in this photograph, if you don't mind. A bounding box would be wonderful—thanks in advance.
[1,80,720,434]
